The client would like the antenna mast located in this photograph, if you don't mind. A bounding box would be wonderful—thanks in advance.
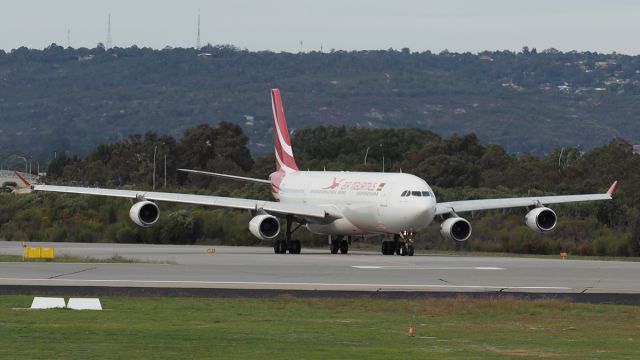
[106,13,112,49]
[196,9,201,49]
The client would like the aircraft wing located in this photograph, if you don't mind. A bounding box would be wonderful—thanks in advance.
[435,181,617,215]
[33,185,327,219]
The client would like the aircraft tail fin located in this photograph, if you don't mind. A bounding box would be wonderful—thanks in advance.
[270,89,299,173]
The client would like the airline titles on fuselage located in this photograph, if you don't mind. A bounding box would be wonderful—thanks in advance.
[284,178,387,198]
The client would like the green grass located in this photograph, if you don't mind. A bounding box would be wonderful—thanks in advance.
[0,295,639,359]
[0,254,173,264]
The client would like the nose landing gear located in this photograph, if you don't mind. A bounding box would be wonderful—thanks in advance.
[381,232,415,256]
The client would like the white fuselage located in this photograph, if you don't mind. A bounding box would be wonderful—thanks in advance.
[271,171,437,236]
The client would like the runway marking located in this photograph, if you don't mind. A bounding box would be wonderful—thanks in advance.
[0,277,568,290]
[352,266,505,270]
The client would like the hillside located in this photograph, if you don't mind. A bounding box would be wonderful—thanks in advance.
[1,44,639,158]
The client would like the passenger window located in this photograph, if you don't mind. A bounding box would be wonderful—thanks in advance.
[401,190,408,197]
[422,191,431,197]
[411,191,422,197]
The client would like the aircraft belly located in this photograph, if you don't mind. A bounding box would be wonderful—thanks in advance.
[343,204,387,233]
[306,218,373,236]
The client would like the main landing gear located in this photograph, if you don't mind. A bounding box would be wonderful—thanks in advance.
[274,215,302,254]
[329,235,351,254]
[381,234,414,256]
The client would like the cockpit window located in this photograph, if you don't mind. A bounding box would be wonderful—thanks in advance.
[403,190,432,197]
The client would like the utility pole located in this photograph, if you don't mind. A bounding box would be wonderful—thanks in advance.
[380,144,385,173]
[364,146,370,166]
[15,156,27,174]
[153,146,157,190]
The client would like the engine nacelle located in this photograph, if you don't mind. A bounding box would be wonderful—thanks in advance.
[440,217,472,242]
[525,207,557,233]
[129,201,160,227]
[249,215,280,240]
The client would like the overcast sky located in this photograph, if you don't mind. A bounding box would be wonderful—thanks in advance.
[1,0,638,54]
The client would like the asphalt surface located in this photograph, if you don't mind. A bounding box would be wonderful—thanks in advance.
[1,241,640,296]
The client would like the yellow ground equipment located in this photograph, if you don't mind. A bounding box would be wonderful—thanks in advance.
[23,246,55,259]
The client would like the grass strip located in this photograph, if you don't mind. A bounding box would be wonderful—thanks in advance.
[0,254,172,264]
[0,295,638,359]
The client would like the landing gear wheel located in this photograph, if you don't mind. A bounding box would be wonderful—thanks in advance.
[399,244,408,256]
[330,239,340,254]
[407,244,414,256]
[381,241,394,255]
[274,239,287,254]
[339,240,349,254]
[394,242,403,256]
[279,215,303,255]
[289,240,301,254]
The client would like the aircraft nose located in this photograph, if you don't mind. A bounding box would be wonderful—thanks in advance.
[410,198,436,226]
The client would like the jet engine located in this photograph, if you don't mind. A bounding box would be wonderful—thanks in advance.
[129,201,160,227]
[249,215,280,240]
[440,217,472,242]
[525,207,557,233]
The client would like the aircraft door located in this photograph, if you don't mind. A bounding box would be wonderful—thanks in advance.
[377,182,390,220]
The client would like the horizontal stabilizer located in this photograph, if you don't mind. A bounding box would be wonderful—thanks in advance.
[178,169,270,184]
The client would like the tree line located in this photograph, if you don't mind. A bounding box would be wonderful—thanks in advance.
[1,123,639,257]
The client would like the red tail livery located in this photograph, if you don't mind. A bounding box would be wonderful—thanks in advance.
[271,89,299,173]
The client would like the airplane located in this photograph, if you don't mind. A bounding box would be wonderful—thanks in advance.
[32,89,617,256]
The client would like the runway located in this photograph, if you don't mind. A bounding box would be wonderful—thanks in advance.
[1,241,640,295]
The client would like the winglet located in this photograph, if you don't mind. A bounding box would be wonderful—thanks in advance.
[607,181,618,197]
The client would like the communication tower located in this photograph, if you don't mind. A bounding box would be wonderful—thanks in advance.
[106,13,112,49]
[196,9,201,49]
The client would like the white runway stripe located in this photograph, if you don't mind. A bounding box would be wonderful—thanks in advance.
[352,266,505,270]
[0,277,567,290]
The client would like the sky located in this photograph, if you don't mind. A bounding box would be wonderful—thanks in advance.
[1,0,639,54]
